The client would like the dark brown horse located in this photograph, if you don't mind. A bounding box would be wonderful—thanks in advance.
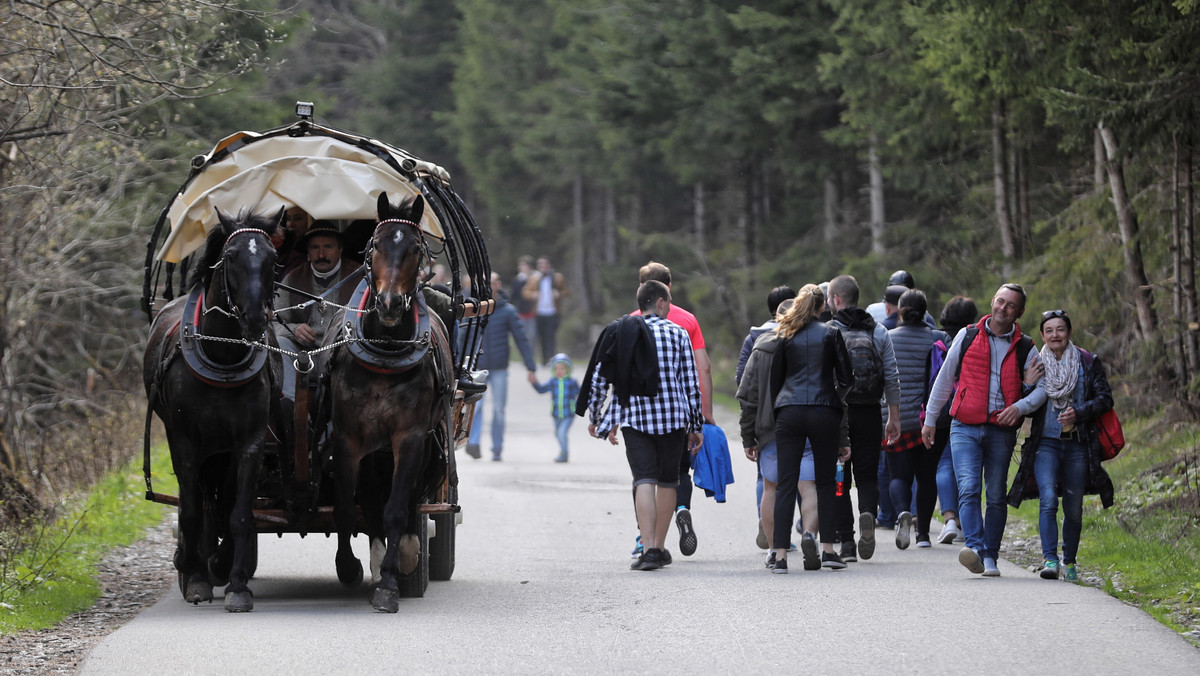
[143,209,281,612]
[324,193,453,612]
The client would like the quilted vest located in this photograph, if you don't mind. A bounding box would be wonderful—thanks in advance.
[949,316,1026,426]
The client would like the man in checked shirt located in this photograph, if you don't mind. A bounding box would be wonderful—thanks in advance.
[587,280,705,571]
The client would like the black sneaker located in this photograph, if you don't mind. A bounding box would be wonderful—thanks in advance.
[675,508,698,556]
[659,549,673,566]
[858,512,876,560]
[840,540,858,563]
[631,548,662,571]
[800,532,821,570]
[772,558,788,574]
[821,551,847,569]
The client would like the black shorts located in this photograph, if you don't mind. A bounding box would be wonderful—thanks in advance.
[622,427,687,488]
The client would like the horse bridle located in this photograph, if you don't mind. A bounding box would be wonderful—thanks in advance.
[204,227,275,324]
[363,218,428,316]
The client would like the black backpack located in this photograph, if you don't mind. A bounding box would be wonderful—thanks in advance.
[840,326,885,405]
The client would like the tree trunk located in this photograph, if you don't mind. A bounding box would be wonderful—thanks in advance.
[603,185,617,265]
[1094,129,1106,193]
[868,134,885,255]
[1018,146,1031,259]
[1183,135,1199,376]
[1098,123,1156,340]
[571,174,593,314]
[693,181,706,255]
[1172,134,1188,391]
[993,100,1015,277]
[824,175,838,244]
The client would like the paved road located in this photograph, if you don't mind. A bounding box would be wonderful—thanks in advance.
[82,366,1200,674]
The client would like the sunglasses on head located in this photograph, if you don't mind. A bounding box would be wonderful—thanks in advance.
[1042,310,1067,319]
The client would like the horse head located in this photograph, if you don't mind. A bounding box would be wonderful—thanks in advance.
[198,208,281,341]
[369,192,427,329]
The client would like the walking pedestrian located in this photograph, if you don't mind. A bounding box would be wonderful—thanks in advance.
[584,280,704,571]
[531,353,581,463]
[1006,309,1115,581]
[934,295,978,544]
[921,283,1042,577]
[522,255,568,364]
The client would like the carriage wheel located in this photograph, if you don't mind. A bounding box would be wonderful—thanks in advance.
[396,514,429,598]
[428,512,456,581]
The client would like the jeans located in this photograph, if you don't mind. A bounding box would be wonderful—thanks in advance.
[886,427,947,538]
[775,405,841,546]
[876,460,916,525]
[554,417,572,455]
[468,368,509,455]
[936,434,959,516]
[835,404,882,542]
[535,314,560,364]
[1034,437,1088,563]
[950,421,1017,560]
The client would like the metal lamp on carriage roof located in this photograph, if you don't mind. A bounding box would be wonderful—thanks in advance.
[295,101,314,120]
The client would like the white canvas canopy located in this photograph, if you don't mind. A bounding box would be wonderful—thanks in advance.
[157,131,451,263]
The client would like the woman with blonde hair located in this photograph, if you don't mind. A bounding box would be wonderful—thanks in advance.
[767,284,853,572]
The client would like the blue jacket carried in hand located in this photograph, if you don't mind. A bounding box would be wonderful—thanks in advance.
[692,423,734,503]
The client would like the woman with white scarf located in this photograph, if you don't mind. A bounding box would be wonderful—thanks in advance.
[1006,310,1116,582]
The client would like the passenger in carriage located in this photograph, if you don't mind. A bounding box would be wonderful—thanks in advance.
[273,205,312,280]
[274,222,359,397]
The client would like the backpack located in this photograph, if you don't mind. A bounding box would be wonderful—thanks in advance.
[920,339,949,425]
[841,326,885,405]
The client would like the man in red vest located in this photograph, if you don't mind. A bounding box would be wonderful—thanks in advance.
[920,283,1044,577]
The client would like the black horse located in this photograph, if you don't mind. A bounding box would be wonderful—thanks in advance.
[143,209,282,612]
[323,193,453,612]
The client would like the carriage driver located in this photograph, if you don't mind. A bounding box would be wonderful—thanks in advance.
[274,221,360,398]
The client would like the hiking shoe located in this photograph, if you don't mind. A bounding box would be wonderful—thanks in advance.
[982,556,1000,577]
[659,549,672,566]
[895,511,913,550]
[821,551,847,570]
[765,551,777,569]
[1064,563,1079,581]
[938,518,961,544]
[756,520,769,550]
[839,541,858,563]
[675,508,697,556]
[631,548,662,571]
[958,547,984,574]
[800,532,821,570]
[915,534,932,548]
[858,512,876,560]
[630,536,644,559]
[1040,560,1060,580]
[772,558,789,574]
[465,443,481,459]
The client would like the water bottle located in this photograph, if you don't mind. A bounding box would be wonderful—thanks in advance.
[835,460,845,497]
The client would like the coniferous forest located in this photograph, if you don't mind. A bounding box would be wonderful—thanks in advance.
[4,0,1200,517]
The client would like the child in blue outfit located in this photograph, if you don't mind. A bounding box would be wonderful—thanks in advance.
[531,353,581,463]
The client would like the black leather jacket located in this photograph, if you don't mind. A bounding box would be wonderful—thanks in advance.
[1007,348,1115,509]
[770,320,852,411]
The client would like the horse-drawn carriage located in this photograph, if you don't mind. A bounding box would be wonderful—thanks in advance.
[140,104,493,612]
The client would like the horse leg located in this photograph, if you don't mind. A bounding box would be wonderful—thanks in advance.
[224,435,265,612]
[172,441,214,605]
[371,437,425,613]
[333,436,364,587]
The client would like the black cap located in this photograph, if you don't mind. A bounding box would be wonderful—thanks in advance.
[884,285,907,306]
[888,270,915,288]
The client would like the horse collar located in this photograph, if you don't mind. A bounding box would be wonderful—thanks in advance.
[345,280,432,374]
[179,289,269,387]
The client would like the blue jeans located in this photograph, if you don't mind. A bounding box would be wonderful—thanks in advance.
[554,417,572,455]
[950,421,1017,560]
[468,368,509,455]
[936,434,959,516]
[1034,437,1088,564]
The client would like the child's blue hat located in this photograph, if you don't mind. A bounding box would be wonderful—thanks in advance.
[551,353,572,372]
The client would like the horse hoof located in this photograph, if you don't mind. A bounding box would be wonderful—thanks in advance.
[399,534,420,575]
[336,554,364,587]
[224,591,254,613]
[371,587,400,613]
[185,580,213,605]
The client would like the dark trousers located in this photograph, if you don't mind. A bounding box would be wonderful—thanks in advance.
[886,426,948,537]
[774,405,842,547]
[835,404,882,542]
[535,314,559,364]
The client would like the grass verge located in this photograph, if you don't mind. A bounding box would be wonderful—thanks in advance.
[0,443,176,634]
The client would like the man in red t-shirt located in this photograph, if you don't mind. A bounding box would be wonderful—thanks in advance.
[628,261,714,558]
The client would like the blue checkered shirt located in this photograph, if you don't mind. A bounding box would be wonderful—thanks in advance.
[587,314,703,436]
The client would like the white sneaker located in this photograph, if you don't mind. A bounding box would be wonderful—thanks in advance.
[938,518,961,545]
